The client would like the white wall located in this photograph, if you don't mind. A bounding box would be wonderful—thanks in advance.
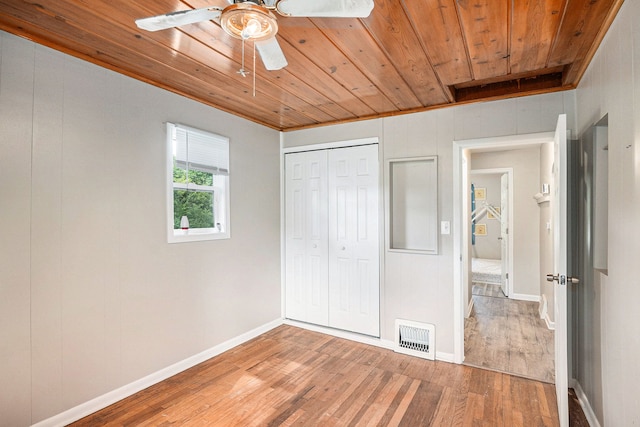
[283,90,575,354]
[0,31,282,425]
[471,148,541,298]
[574,0,640,424]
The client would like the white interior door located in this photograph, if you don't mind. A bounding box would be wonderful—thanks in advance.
[551,114,569,427]
[284,150,329,326]
[500,173,509,297]
[327,145,380,337]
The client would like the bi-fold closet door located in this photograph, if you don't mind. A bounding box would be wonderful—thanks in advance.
[285,144,380,337]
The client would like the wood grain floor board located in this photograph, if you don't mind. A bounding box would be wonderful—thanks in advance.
[70,325,561,426]
[501,374,514,427]
[384,378,421,426]
[399,380,443,425]
[350,370,396,423]
[361,372,410,425]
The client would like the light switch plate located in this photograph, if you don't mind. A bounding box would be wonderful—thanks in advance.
[441,221,450,235]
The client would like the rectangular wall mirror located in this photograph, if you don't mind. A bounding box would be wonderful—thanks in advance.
[389,156,438,254]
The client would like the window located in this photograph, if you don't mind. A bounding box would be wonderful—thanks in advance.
[166,122,230,243]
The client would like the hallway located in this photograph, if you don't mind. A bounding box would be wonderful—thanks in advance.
[464,287,555,383]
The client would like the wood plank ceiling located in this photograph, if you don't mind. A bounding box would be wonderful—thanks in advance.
[0,0,624,131]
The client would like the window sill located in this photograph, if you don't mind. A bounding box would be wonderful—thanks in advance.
[168,228,230,243]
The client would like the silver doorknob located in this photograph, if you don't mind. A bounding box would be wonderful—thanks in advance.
[341,246,346,250]
[312,244,317,248]
[546,274,580,284]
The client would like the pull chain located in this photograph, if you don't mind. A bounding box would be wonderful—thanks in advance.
[238,38,248,77]
[238,38,256,97]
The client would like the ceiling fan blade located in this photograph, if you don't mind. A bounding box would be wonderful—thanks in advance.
[135,7,223,32]
[256,38,288,71]
[275,0,374,17]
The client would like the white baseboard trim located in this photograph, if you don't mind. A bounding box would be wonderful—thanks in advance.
[570,379,602,427]
[539,295,555,330]
[510,293,541,302]
[283,319,395,350]
[466,298,474,318]
[539,294,547,318]
[283,319,456,363]
[544,312,556,330]
[33,318,283,427]
[435,351,456,363]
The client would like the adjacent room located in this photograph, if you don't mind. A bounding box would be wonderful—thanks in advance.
[1,0,639,426]
[464,147,555,384]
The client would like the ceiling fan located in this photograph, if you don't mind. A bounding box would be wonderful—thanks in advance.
[135,0,374,73]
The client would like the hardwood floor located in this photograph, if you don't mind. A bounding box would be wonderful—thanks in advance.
[71,325,559,426]
[464,289,555,383]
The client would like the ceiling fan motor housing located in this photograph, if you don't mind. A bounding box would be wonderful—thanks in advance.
[230,0,262,5]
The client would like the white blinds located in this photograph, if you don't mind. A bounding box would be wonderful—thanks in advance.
[172,123,229,176]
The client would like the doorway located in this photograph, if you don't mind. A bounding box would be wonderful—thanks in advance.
[452,132,559,364]
[463,151,555,382]
[454,118,573,425]
[469,169,513,299]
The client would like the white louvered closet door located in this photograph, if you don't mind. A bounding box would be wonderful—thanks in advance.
[284,150,329,326]
[327,145,380,337]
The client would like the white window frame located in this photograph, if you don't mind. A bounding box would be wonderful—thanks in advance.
[166,122,230,243]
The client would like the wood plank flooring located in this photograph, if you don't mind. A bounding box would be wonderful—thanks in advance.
[70,325,559,426]
[464,290,555,383]
[471,283,506,298]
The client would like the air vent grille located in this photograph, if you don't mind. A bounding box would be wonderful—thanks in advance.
[394,319,435,360]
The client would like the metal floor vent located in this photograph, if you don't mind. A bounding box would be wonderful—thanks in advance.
[394,319,435,360]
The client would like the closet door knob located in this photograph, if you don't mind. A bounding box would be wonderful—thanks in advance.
[341,246,346,250]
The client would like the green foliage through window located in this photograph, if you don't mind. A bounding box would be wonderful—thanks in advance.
[173,167,213,186]
[173,165,215,229]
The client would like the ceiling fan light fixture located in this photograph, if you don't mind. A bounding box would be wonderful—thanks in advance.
[242,18,262,38]
[220,3,278,41]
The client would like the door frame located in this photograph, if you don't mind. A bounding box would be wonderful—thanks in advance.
[469,168,514,298]
[452,131,554,364]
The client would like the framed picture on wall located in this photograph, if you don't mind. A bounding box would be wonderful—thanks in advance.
[474,187,486,200]
[488,207,501,220]
[475,224,487,236]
